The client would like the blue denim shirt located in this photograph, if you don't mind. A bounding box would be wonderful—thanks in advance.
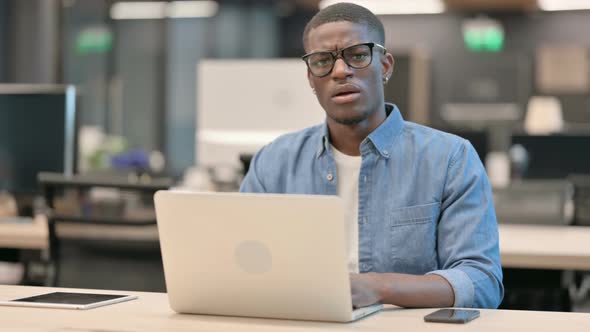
[240,104,504,309]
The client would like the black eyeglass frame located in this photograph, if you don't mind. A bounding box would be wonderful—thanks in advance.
[301,42,387,78]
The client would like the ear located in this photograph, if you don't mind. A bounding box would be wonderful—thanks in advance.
[381,52,395,82]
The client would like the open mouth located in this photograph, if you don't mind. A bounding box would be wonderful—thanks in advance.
[334,91,358,97]
[331,87,361,104]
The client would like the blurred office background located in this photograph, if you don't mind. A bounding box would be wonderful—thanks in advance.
[1,0,590,312]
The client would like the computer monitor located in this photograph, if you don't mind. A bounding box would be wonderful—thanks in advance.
[511,134,590,179]
[0,84,77,195]
[196,59,326,174]
[439,53,531,129]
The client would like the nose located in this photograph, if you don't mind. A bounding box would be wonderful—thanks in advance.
[331,57,353,80]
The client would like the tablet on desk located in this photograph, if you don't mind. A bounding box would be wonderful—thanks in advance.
[0,292,137,310]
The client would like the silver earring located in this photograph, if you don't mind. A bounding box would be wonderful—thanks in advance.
[312,88,316,95]
[383,76,389,85]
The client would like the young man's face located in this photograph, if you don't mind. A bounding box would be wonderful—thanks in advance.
[305,21,393,126]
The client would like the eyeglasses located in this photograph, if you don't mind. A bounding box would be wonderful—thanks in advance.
[302,42,386,78]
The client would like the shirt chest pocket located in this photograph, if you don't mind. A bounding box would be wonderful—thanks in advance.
[389,202,440,274]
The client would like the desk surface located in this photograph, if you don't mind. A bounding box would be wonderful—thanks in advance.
[1,285,590,332]
[498,224,590,270]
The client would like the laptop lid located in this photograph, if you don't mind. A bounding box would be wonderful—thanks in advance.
[154,191,366,322]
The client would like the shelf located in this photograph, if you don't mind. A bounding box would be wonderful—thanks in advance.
[38,172,174,191]
[49,214,156,226]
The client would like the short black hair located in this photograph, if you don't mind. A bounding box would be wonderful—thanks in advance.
[302,2,385,50]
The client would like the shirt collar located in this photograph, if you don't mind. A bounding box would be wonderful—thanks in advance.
[317,122,331,158]
[366,103,405,159]
[316,103,405,159]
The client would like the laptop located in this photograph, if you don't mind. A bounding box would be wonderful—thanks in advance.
[154,191,383,322]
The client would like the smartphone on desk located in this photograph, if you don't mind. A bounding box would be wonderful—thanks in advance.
[424,309,480,324]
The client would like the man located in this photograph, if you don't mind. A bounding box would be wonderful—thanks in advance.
[240,3,503,309]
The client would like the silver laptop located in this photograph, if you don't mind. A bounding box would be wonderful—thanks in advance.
[154,191,382,322]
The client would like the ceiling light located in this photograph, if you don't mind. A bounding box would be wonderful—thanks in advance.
[318,0,445,15]
[539,0,590,11]
[110,2,167,20]
[111,1,218,20]
[167,1,219,18]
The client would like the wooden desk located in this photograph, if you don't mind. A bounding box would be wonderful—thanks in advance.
[1,285,589,332]
[499,224,590,270]
[0,215,48,250]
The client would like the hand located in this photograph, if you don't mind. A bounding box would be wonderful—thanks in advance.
[350,272,383,308]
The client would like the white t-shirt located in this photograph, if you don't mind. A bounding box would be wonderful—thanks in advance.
[330,145,362,273]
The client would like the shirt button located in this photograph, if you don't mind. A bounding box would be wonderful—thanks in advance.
[361,217,367,225]
[363,176,367,182]
[326,173,333,181]
[361,264,369,271]
[383,150,389,156]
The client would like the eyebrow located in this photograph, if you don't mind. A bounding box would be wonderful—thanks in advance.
[308,42,366,54]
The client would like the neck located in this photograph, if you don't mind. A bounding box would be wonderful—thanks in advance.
[327,106,387,156]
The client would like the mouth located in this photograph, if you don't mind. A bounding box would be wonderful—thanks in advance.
[331,85,361,104]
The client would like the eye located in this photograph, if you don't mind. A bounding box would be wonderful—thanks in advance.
[344,45,371,63]
[350,53,369,61]
[310,54,332,68]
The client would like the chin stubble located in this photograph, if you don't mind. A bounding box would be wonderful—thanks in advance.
[332,116,366,126]
[329,108,371,126]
